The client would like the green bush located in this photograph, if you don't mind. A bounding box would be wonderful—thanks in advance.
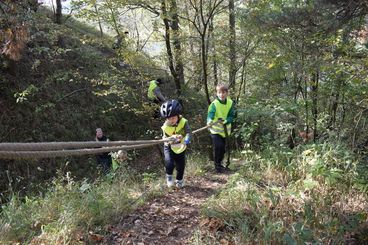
[199,142,368,243]
[0,168,161,243]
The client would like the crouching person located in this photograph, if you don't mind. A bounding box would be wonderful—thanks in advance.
[95,128,112,174]
[160,100,191,188]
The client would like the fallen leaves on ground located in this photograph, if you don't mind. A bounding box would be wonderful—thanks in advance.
[101,174,230,245]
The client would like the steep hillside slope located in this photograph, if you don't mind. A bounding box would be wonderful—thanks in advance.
[0,10,165,198]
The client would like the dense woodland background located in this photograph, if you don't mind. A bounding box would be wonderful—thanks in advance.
[1,0,368,243]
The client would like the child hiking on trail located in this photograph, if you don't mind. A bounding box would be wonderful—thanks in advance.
[160,99,191,188]
[207,83,235,173]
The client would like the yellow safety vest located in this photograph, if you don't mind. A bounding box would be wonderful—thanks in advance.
[161,117,188,154]
[147,80,158,100]
[209,98,233,137]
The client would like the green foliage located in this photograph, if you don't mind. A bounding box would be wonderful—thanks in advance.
[71,0,127,38]
[0,167,163,243]
[0,151,214,243]
[1,1,368,243]
[0,5,160,203]
[13,84,39,103]
[235,98,299,150]
[233,0,368,155]
[199,143,368,243]
[142,172,157,185]
[0,1,37,60]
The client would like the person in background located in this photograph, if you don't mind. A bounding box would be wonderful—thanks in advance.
[95,128,112,174]
[147,78,166,118]
[207,83,235,173]
[160,100,191,188]
[147,78,166,103]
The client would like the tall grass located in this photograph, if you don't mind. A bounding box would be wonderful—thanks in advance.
[0,164,164,244]
[198,143,368,244]
[0,153,212,244]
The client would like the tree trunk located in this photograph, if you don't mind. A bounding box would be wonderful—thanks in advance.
[228,0,236,88]
[209,17,218,87]
[301,41,309,134]
[183,0,198,85]
[169,0,185,96]
[94,4,103,38]
[328,78,342,129]
[338,84,346,139]
[201,34,210,104]
[311,70,319,142]
[55,0,62,24]
[29,0,39,12]
[304,77,309,134]
[287,71,301,149]
[161,0,177,91]
[187,0,225,104]
[236,58,247,104]
[106,3,120,37]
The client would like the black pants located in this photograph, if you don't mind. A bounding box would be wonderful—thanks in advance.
[96,156,112,174]
[210,134,226,169]
[164,146,186,180]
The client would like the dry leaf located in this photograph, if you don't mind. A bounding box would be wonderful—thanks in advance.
[88,231,104,242]
[201,217,225,232]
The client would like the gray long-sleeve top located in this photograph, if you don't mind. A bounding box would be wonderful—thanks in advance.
[153,86,166,102]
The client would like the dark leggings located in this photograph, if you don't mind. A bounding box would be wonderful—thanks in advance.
[164,146,186,180]
[96,156,112,174]
[210,134,226,168]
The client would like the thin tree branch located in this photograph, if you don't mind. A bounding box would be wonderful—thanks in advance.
[139,30,154,51]
[56,88,87,103]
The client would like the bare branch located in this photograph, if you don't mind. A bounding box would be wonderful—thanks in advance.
[139,30,154,51]
[56,88,87,103]
[178,13,201,34]
[134,2,160,16]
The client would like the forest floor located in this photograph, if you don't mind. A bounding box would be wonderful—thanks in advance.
[101,171,233,245]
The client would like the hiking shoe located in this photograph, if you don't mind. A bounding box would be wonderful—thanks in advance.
[215,168,223,173]
[175,179,184,188]
[166,175,174,187]
[215,164,226,173]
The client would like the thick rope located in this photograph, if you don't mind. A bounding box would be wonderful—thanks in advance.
[0,143,163,159]
[0,139,173,151]
[0,123,214,159]
[192,124,211,134]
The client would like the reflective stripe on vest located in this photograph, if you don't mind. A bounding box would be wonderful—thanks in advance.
[147,80,158,100]
[209,98,233,137]
[161,117,188,154]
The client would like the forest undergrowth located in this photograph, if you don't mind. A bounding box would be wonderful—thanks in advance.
[0,143,367,244]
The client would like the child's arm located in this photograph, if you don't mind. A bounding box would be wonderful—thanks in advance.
[162,127,170,146]
[225,103,235,124]
[184,121,192,145]
[207,103,216,125]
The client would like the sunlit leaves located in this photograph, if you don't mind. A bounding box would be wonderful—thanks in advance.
[13,84,39,103]
[0,1,35,60]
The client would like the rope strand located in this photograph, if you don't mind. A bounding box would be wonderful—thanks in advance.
[0,123,215,159]
[0,138,173,151]
[0,143,162,159]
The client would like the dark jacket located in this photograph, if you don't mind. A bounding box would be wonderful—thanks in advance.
[96,135,110,159]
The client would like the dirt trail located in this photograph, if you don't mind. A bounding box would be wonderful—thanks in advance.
[102,173,230,244]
